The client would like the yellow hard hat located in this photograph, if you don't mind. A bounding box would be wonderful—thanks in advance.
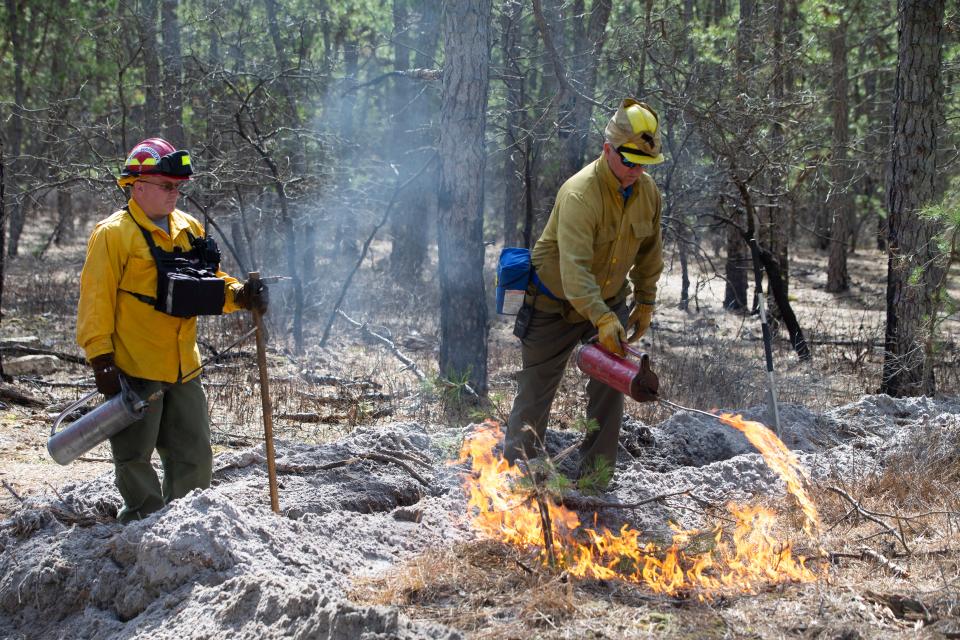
[604,99,665,165]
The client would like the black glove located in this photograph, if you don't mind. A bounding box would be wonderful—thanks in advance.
[90,353,121,397]
[236,279,269,315]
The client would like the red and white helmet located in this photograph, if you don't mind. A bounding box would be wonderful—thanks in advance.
[120,137,193,181]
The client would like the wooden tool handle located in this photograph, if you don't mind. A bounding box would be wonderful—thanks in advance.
[249,271,280,513]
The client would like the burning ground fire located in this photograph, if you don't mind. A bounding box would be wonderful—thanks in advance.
[458,415,825,598]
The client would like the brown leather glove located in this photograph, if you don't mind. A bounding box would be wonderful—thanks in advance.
[90,353,121,397]
[627,303,654,342]
[596,312,627,357]
[236,279,269,315]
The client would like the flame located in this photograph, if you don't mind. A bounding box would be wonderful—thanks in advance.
[716,413,821,536]
[458,420,823,598]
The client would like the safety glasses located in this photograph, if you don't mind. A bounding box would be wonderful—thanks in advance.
[615,146,641,168]
[139,180,183,193]
[157,150,193,177]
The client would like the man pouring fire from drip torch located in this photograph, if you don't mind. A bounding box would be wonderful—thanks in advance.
[76,138,268,523]
[503,99,664,490]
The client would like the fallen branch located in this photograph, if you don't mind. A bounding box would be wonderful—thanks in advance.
[863,590,932,622]
[275,412,343,424]
[0,383,45,408]
[301,372,381,389]
[827,485,910,554]
[2,480,23,502]
[859,548,911,579]
[337,310,427,383]
[559,487,692,511]
[0,345,86,365]
[276,452,431,487]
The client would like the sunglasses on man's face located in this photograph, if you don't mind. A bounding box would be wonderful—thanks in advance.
[615,146,641,168]
[139,180,183,193]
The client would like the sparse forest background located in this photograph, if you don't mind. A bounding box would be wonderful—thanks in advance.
[1,0,959,401]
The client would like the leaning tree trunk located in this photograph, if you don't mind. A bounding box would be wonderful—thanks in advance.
[436,0,492,397]
[826,19,852,293]
[881,0,946,397]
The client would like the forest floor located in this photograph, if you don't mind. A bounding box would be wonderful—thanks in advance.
[2,209,960,639]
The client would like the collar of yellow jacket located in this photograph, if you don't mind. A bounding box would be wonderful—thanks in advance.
[126,198,192,240]
[595,153,635,199]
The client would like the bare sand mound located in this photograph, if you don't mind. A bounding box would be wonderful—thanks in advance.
[2,396,958,639]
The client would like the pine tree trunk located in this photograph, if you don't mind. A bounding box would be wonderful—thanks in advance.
[500,0,526,247]
[724,211,748,310]
[826,20,851,293]
[139,0,162,134]
[161,0,185,146]
[881,0,946,397]
[5,0,25,257]
[437,0,491,397]
[389,0,441,282]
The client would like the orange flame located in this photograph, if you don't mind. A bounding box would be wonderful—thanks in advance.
[458,420,822,598]
[716,413,821,536]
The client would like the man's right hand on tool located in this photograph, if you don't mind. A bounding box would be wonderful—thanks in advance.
[90,353,121,397]
[596,312,627,357]
[236,279,269,315]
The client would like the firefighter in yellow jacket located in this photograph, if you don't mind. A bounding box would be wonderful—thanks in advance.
[504,99,665,489]
[77,137,268,523]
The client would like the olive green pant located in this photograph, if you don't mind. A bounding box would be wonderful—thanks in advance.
[108,376,212,523]
[504,302,628,483]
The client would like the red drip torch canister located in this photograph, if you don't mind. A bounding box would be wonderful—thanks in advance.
[576,343,659,402]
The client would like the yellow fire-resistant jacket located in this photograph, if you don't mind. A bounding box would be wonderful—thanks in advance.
[530,154,664,325]
[76,199,244,383]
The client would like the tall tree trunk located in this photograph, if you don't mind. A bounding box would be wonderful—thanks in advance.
[635,0,655,98]
[437,0,491,397]
[560,0,612,180]
[766,0,791,319]
[500,0,526,247]
[724,0,753,310]
[139,0,162,135]
[161,0,185,146]
[0,140,6,358]
[389,0,441,282]
[826,19,851,293]
[5,0,25,257]
[334,38,359,258]
[262,0,301,128]
[882,0,946,397]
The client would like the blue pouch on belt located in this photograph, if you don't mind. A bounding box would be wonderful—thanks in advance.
[495,248,531,315]
[496,248,559,315]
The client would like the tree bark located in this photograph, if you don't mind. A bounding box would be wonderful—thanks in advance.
[724,209,748,310]
[882,0,946,397]
[559,0,611,180]
[139,0,162,135]
[161,0,185,146]
[500,0,526,247]
[766,0,791,321]
[5,0,25,257]
[389,0,441,282]
[826,19,851,293]
[0,139,6,378]
[437,0,492,397]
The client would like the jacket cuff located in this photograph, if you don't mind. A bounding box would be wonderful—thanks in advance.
[223,283,244,314]
[83,338,115,363]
